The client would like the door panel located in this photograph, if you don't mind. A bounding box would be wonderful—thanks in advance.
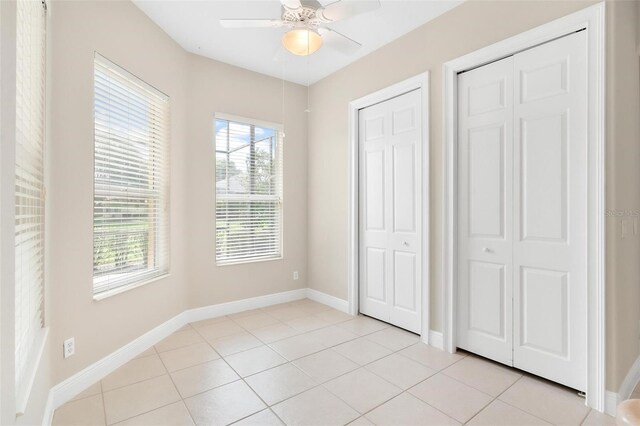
[364,149,386,231]
[457,31,587,391]
[393,250,417,311]
[520,112,568,242]
[468,125,506,238]
[393,144,416,232]
[519,267,568,357]
[364,248,386,302]
[512,31,587,391]
[457,57,514,366]
[359,89,422,334]
[468,260,506,339]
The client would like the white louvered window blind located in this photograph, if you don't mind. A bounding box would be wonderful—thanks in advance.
[215,117,283,264]
[93,54,170,297]
[15,0,46,409]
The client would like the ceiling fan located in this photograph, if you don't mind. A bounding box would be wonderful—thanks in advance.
[220,0,381,56]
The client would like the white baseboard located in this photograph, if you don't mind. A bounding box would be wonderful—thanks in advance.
[428,330,444,350]
[43,287,308,425]
[186,288,307,323]
[305,288,349,313]
[618,354,640,402]
[49,310,188,413]
[605,390,619,417]
[42,390,54,426]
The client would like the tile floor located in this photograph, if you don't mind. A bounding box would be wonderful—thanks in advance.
[52,298,616,426]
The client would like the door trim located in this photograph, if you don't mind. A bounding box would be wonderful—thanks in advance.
[442,3,605,411]
[348,72,430,341]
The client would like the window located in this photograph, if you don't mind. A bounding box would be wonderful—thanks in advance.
[93,54,170,297]
[15,0,47,411]
[215,116,283,264]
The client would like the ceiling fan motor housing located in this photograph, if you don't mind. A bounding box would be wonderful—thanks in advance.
[283,7,320,27]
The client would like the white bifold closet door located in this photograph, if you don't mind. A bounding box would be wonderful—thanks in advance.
[457,30,587,391]
[359,89,422,334]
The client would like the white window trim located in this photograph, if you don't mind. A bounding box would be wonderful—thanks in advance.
[13,0,48,414]
[214,113,284,266]
[92,53,171,299]
[93,273,171,301]
[15,327,48,415]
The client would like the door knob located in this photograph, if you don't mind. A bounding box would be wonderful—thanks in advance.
[402,241,409,247]
[483,247,492,253]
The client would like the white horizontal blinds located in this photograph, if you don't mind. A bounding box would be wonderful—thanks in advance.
[93,54,170,295]
[15,0,46,389]
[215,118,283,264]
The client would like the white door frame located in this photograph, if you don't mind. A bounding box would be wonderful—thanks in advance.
[442,3,606,411]
[348,72,430,342]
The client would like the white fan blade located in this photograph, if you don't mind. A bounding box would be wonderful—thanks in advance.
[220,19,284,29]
[281,0,302,10]
[318,27,361,55]
[317,0,380,22]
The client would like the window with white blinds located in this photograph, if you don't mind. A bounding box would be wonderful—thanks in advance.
[15,0,46,402]
[215,117,283,264]
[93,54,170,296]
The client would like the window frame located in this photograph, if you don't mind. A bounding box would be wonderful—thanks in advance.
[12,0,49,414]
[92,53,170,299]
[214,113,284,266]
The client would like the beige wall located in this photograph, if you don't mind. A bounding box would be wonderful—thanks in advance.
[185,54,308,308]
[49,0,189,384]
[0,1,54,423]
[605,0,640,391]
[307,0,640,390]
[17,0,640,423]
[47,0,308,392]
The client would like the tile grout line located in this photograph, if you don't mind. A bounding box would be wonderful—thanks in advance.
[102,349,187,425]
[265,324,462,421]
[99,357,171,394]
[57,301,516,426]
[472,376,557,425]
[460,372,520,425]
[59,301,595,426]
[155,345,198,426]
[212,341,289,425]
[103,331,221,425]
[214,316,404,420]
[134,318,435,422]
[53,301,343,424]
[350,342,471,424]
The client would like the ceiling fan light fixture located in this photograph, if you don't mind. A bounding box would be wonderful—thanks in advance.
[282,28,323,56]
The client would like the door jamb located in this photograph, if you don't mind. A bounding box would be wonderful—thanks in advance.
[442,3,606,411]
[347,72,430,342]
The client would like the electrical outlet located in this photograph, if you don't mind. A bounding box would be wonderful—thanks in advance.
[63,337,75,359]
[293,271,299,280]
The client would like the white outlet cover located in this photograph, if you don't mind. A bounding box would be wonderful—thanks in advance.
[293,271,299,280]
[63,337,75,358]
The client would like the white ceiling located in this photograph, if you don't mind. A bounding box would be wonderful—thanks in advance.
[133,0,464,86]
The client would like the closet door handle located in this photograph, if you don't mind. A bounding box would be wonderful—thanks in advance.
[483,247,492,253]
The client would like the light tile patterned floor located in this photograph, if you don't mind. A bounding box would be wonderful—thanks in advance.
[52,298,616,426]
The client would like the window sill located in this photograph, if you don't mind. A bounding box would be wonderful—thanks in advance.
[93,273,171,301]
[16,327,49,416]
[216,256,283,267]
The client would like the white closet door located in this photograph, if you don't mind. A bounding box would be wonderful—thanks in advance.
[457,57,514,365]
[512,30,587,391]
[359,89,422,334]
